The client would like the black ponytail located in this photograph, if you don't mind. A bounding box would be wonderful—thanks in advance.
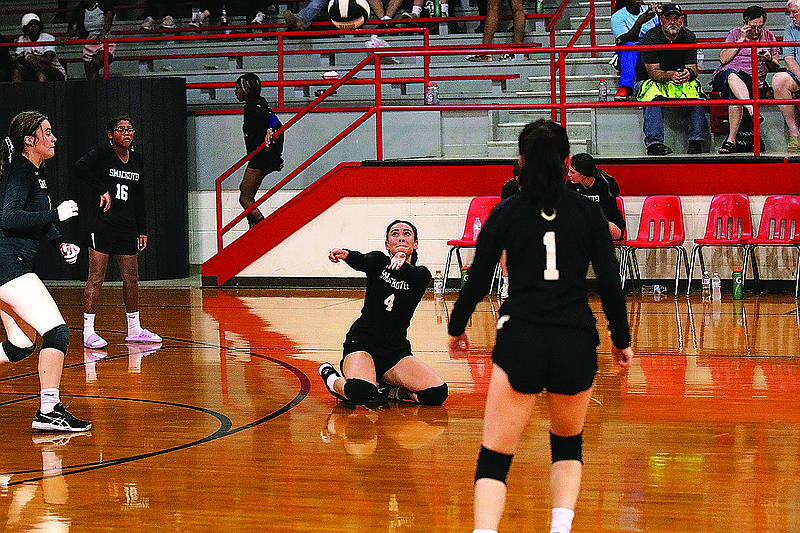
[517,119,570,216]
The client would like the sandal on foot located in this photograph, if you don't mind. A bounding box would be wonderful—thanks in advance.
[125,329,162,343]
[83,333,108,349]
[718,140,736,154]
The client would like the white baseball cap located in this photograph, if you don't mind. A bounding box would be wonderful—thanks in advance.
[21,13,41,27]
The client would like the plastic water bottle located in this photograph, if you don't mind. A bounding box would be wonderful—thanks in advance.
[696,49,704,70]
[598,78,608,101]
[425,82,436,104]
[712,272,722,301]
[641,284,665,294]
[701,270,711,301]
[221,5,231,33]
[472,217,482,240]
[431,82,439,104]
[433,269,444,295]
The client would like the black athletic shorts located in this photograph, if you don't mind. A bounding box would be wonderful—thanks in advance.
[0,253,34,287]
[341,335,413,380]
[492,317,599,395]
[247,152,283,173]
[90,229,139,256]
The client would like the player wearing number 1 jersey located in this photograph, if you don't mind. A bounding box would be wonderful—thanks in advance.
[448,120,633,533]
[318,220,448,406]
[72,116,161,350]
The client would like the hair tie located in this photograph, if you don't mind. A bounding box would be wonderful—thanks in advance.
[4,137,12,163]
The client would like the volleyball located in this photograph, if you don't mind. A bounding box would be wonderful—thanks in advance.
[327,0,370,30]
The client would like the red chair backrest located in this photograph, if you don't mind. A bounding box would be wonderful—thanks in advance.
[634,195,685,245]
[703,193,754,241]
[615,196,627,243]
[753,195,800,242]
[460,196,502,241]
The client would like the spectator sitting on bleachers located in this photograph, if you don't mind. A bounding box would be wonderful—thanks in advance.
[369,0,427,20]
[712,6,779,154]
[12,13,66,82]
[140,0,177,29]
[65,1,115,81]
[635,3,708,155]
[772,0,800,152]
[610,0,659,101]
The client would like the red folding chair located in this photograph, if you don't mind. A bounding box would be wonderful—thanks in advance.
[619,195,689,296]
[745,195,800,298]
[686,193,753,295]
[443,196,501,286]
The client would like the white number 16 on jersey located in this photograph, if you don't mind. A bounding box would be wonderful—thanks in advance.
[543,231,559,280]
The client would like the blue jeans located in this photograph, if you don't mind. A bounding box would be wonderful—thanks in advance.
[617,41,639,90]
[296,0,328,26]
[636,81,708,146]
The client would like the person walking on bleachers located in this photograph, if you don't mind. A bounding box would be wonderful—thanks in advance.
[712,6,779,154]
[466,0,525,61]
[65,0,115,81]
[772,0,800,152]
[610,0,659,101]
[635,3,707,155]
[12,13,67,82]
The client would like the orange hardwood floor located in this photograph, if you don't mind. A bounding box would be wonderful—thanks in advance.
[1,287,799,532]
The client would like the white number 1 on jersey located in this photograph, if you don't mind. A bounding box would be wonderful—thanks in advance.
[543,231,559,280]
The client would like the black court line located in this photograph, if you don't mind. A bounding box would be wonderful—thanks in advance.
[1,332,311,486]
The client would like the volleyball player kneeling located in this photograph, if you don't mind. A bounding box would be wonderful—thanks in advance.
[0,111,91,432]
[319,220,448,407]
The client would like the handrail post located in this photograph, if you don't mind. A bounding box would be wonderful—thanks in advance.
[216,177,224,252]
[589,0,596,57]
[751,44,761,156]
[278,35,285,109]
[375,52,383,160]
[103,37,110,79]
[559,50,567,126]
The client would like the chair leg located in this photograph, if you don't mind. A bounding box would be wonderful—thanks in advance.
[750,246,761,291]
[794,246,800,299]
[686,245,700,296]
[678,246,690,297]
[443,247,456,288]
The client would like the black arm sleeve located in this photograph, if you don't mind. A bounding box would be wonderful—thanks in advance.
[1,172,59,231]
[590,208,631,349]
[448,211,505,336]
[72,148,110,195]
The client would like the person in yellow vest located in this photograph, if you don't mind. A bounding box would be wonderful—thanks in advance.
[634,3,708,155]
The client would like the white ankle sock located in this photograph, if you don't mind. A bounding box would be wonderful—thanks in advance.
[326,373,339,390]
[412,4,422,15]
[550,507,575,533]
[126,311,142,336]
[83,313,96,338]
[40,388,60,413]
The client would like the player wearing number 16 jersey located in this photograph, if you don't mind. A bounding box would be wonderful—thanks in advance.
[72,116,161,350]
[318,220,448,406]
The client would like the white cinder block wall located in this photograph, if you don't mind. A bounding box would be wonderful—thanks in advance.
[189,193,797,281]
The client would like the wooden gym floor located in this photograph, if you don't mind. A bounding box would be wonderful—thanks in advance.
[1,286,799,532]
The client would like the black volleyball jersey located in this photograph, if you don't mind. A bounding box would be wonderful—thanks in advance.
[72,145,146,234]
[449,191,631,350]
[0,156,63,261]
[344,250,432,350]
[243,99,284,157]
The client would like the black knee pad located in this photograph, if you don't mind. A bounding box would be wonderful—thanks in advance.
[343,378,377,405]
[2,340,35,362]
[41,324,70,354]
[474,445,514,484]
[550,432,583,464]
[416,383,448,406]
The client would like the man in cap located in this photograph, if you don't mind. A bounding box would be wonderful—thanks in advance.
[12,13,66,82]
[634,3,708,155]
